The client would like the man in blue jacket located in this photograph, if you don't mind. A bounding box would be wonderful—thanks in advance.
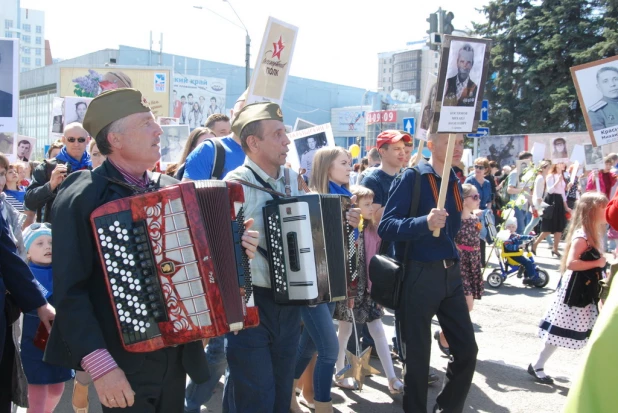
[378,133,477,413]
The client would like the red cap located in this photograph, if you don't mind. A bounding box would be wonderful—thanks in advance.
[376,130,412,149]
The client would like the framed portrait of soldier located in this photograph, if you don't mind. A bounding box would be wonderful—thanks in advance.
[571,55,618,147]
[417,73,438,141]
[551,136,570,164]
[584,143,604,170]
[0,38,18,136]
[287,123,335,177]
[14,136,35,162]
[432,35,492,134]
[160,124,190,168]
[63,97,93,128]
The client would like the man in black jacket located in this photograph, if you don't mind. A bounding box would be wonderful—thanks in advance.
[43,88,259,412]
[24,122,92,222]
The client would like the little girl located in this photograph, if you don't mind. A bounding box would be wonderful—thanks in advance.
[333,185,404,394]
[528,192,608,384]
[20,223,74,413]
[435,184,483,355]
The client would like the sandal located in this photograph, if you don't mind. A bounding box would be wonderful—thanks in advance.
[527,364,554,384]
[72,381,89,413]
[334,378,358,390]
[388,377,404,394]
[298,395,316,410]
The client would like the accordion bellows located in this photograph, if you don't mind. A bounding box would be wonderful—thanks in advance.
[91,181,258,352]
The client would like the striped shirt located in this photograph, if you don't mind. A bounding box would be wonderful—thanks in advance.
[108,159,150,189]
[4,189,25,212]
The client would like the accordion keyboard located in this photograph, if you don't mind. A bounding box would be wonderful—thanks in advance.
[95,211,166,345]
[265,210,288,295]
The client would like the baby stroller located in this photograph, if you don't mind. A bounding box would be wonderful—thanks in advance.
[486,237,550,289]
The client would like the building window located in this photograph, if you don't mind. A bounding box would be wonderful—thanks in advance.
[4,31,11,38]
[35,48,41,56]
[22,56,30,65]
[5,20,13,29]
[23,47,30,54]
[389,68,392,73]
[383,69,386,73]
[435,63,438,68]
[36,25,42,34]
[389,59,392,63]
[23,24,31,32]
[35,58,41,66]
[35,37,41,45]
[23,35,31,43]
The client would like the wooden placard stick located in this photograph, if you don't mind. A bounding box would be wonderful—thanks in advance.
[411,140,425,167]
[432,134,456,237]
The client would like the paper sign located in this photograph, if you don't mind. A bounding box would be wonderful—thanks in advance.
[247,17,299,106]
[531,142,546,163]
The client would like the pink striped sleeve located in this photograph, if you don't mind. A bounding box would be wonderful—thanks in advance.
[81,349,118,381]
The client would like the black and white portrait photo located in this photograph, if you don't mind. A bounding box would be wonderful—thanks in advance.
[551,136,569,161]
[417,73,438,141]
[571,55,618,146]
[584,143,604,169]
[160,124,190,164]
[287,124,336,177]
[63,97,93,128]
[295,133,327,177]
[434,35,491,134]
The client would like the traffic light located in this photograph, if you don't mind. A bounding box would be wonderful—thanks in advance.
[442,11,455,35]
[426,13,438,35]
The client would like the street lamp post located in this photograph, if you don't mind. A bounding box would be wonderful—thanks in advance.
[193,2,251,88]
[223,0,251,89]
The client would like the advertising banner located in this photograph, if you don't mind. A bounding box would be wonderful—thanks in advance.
[0,38,19,159]
[172,74,226,128]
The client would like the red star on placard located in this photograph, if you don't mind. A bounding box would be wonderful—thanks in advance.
[272,36,285,59]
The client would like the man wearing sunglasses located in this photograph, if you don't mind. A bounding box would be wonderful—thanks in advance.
[25,122,92,223]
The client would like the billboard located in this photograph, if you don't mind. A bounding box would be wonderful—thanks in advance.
[58,67,171,118]
[0,38,19,160]
[172,74,226,128]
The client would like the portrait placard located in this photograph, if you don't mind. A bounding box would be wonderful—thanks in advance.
[584,143,604,170]
[433,35,492,134]
[14,136,35,162]
[63,97,93,129]
[287,123,335,177]
[0,38,19,136]
[160,124,190,169]
[416,72,438,141]
[571,56,618,147]
[550,137,569,164]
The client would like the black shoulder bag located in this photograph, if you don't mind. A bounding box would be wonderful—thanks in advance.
[369,167,421,310]
[209,138,226,180]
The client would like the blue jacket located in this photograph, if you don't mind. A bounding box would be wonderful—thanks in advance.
[0,213,47,362]
[378,162,462,262]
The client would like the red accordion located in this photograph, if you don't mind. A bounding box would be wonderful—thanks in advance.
[90,181,258,352]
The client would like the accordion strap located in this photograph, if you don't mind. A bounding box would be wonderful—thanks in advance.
[240,166,288,199]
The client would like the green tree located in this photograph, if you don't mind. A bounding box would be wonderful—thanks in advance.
[474,0,617,135]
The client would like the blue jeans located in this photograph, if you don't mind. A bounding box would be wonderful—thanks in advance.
[511,255,536,279]
[223,287,301,413]
[523,216,540,236]
[294,302,338,402]
[514,207,531,235]
[184,336,227,413]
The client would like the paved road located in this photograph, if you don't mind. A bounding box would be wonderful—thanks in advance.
[20,240,588,413]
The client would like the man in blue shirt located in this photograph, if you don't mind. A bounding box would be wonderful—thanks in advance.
[183,94,246,182]
[182,91,247,413]
[360,130,411,223]
[379,133,477,413]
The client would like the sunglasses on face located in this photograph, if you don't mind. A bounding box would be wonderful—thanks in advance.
[474,165,485,170]
[466,194,480,201]
[66,137,87,143]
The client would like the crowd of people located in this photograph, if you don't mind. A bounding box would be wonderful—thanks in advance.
[1,85,617,413]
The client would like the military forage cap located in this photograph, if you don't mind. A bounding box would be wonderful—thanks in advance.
[231,102,284,137]
[83,88,151,139]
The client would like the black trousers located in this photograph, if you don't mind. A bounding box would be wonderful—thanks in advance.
[0,330,15,413]
[398,261,478,413]
[102,346,186,413]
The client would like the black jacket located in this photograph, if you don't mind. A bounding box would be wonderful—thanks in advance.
[25,158,92,223]
[0,213,47,362]
[43,160,209,383]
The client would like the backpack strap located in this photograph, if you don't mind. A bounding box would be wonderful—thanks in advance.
[209,138,226,180]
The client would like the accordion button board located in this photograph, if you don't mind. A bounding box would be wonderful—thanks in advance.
[95,211,168,345]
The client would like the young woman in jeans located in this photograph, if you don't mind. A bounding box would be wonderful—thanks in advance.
[290,147,359,413]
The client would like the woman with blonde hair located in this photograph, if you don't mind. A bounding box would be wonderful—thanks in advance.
[290,146,360,413]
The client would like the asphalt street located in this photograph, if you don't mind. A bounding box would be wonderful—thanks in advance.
[20,239,589,413]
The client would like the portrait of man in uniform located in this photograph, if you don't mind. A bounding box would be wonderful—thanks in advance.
[0,41,15,118]
[443,43,478,107]
[295,132,327,177]
[587,66,618,131]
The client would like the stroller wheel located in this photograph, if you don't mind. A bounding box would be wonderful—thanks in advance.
[533,268,550,288]
[487,270,504,288]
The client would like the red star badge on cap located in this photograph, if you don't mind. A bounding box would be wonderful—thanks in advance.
[272,36,285,59]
